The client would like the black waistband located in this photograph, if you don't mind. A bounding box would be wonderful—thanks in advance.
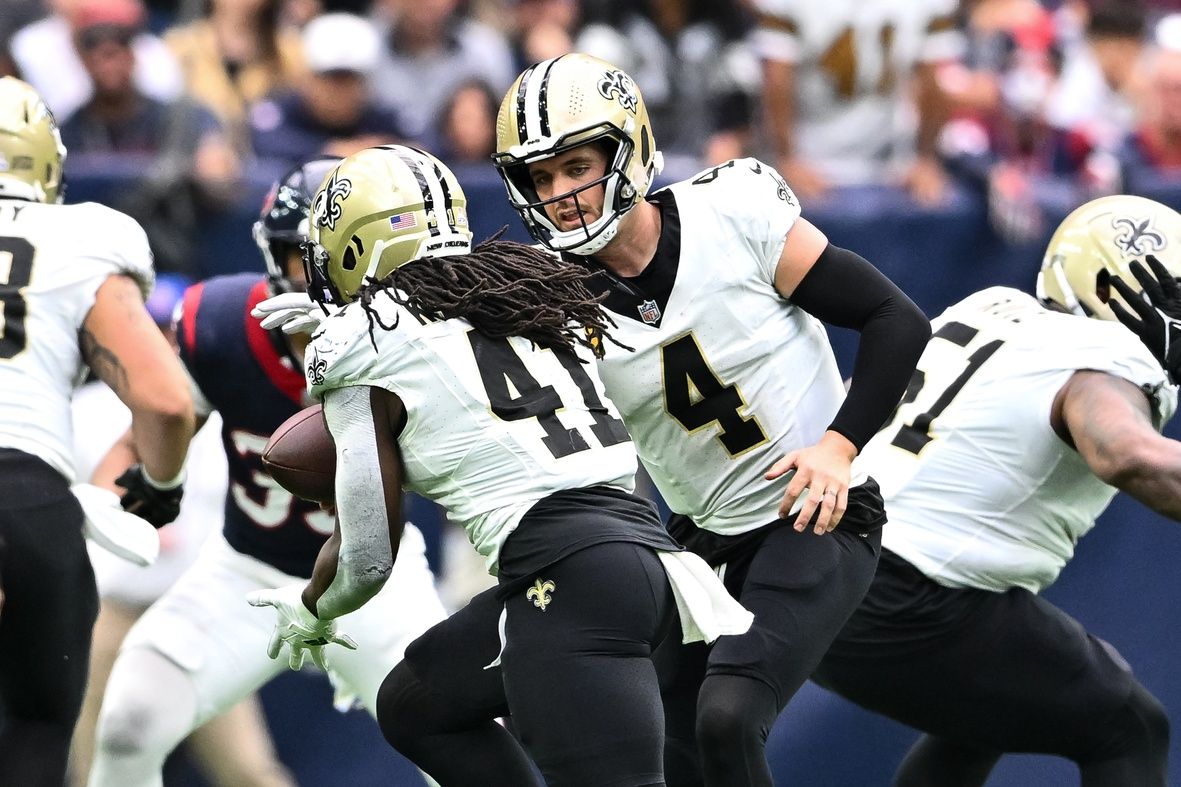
[667,477,887,567]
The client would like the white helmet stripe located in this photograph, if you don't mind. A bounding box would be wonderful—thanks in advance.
[522,57,558,141]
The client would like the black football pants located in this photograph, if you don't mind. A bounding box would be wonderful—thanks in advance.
[0,449,98,787]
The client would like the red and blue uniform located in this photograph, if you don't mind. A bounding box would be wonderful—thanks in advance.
[176,273,331,577]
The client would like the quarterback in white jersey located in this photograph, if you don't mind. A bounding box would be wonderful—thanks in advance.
[814,195,1181,787]
[751,0,962,199]
[0,77,195,787]
[250,145,749,787]
[493,54,931,787]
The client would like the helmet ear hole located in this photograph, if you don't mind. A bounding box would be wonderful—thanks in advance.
[640,126,650,166]
[342,237,364,271]
[1095,268,1112,304]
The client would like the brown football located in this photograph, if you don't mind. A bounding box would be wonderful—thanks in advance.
[262,404,337,503]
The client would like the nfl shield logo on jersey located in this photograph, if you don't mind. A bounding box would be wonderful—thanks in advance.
[638,299,661,324]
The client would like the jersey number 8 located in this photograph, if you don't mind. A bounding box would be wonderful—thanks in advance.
[0,236,34,360]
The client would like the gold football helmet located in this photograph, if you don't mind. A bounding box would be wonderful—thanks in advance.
[493,53,663,255]
[304,145,472,305]
[1038,195,1181,320]
[0,77,65,204]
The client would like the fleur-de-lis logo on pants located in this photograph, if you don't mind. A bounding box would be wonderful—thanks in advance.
[526,578,555,611]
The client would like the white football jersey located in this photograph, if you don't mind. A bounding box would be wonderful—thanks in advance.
[862,287,1176,593]
[0,199,154,482]
[307,297,638,572]
[595,159,846,536]
[750,0,963,184]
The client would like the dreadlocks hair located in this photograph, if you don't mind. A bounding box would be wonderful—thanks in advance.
[355,233,629,360]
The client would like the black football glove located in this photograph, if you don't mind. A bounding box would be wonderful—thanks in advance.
[115,464,184,528]
[1109,254,1181,384]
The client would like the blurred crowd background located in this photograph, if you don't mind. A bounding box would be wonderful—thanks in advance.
[3,0,1181,276]
[8,1,1181,784]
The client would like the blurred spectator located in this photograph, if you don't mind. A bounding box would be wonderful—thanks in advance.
[251,13,403,165]
[60,8,234,182]
[165,0,305,157]
[9,0,183,119]
[1121,42,1181,179]
[369,0,515,143]
[942,5,1122,245]
[508,0,579,72]
[436,78,498,165]
[576,0,758,165]
[751,0,963,204]
[938,0,1049,118]
[1046,0,1148,148]
[0,0,42,77]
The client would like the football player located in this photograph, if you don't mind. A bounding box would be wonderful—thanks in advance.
[87,157,448,787]
[810,195,1181,787]
[491,54,931,786]
[750,0,961,203]
[249,144,752,787]
[0,77,195,787]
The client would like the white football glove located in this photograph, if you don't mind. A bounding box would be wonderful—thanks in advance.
[247,583,357,671]
[251,292,329,335]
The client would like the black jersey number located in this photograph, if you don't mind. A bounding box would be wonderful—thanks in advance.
[0,236,34,360]
[468,332,629,459]
[661,333,768,456]
[890,321,1004,454]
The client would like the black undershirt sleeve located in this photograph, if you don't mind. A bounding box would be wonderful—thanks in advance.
[788,243,931,451]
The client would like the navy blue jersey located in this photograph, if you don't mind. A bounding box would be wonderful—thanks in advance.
[176,273,331,577]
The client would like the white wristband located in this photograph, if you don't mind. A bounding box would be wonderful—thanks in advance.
[142,466,186,490]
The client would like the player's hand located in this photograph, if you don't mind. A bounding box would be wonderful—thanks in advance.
[765,431,856,534]
[114,464,184,528]
[247,583,357,671]
[1109,255,1181,383]
[251,292,327,335]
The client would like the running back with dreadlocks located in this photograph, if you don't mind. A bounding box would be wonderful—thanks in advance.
[356,237,626,359]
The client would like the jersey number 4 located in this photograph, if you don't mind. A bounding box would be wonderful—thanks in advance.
[662,333,768,456]
[469,332,630,459]
[0,236,34,360]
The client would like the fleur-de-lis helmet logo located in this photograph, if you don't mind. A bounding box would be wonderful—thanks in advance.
[1112,216,1166,258]
[526,578,555,611]
[312,173,352,232]
[597,69,638,114]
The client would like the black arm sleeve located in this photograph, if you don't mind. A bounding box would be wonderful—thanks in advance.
[789,243,931,451]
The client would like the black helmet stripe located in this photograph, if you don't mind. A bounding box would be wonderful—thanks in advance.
[536,55,563,137]
[430,160,455,222]
[389,146,441,236]
[514,63,537,142]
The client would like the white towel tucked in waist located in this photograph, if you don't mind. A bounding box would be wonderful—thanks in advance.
[658,551,753,644]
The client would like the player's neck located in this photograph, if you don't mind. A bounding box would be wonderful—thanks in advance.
[590,201,661,278]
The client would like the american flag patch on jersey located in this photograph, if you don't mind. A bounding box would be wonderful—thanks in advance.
[389,212,418,230]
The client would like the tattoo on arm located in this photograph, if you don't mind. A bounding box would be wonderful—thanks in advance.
[80,326,129,397]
